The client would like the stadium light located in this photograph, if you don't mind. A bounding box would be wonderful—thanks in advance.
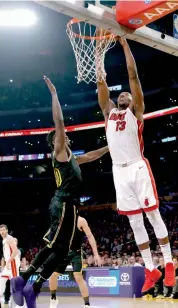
[0,9,37,27]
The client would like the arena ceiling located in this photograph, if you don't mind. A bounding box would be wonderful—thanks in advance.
[0,1,177,93]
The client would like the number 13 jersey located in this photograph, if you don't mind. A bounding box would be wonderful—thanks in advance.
[106,107,144,165]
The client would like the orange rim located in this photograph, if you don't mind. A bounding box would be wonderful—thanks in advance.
[67,18,116,41]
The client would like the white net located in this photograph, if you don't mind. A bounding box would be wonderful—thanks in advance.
[66,20,116,84]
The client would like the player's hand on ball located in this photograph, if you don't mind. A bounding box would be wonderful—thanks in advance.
[118,36,127,46]
[44,76,56,94]
[94,254,101,267]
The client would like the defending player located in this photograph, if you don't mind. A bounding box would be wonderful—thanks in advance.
[0,225,20,306]
[11,77,108,308]
[96,36,175,294]
[49,215,101,308]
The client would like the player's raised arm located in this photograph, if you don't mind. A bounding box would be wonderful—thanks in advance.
[44,76,68,162]
[96,30,115,120]
[97,79,114,120]
[80,217,101,266]
[76,146,109,165]
[119,38,144,121]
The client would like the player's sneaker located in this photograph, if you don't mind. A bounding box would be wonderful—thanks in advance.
[156,294,166,299]
[50,298,59,308]
[164,263,176,287]
[168,293,175,299]
[142,268,162,294]
[11,276,26,306]
[23,284,38,308]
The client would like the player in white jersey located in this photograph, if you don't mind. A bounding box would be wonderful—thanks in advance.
[96,36,175,294]
[0,225,20,305]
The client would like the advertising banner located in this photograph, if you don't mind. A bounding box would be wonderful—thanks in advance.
[27,267,144,297]
[29,271,85,295]
[86,269,119,296]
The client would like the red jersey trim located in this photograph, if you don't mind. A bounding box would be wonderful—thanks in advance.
[118,209,142,216]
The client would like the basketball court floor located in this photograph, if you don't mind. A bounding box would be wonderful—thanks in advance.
[35,296,178,308]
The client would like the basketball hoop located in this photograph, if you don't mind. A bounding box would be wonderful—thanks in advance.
[66,19,116,84]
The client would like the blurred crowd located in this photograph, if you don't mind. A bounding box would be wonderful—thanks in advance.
[1,205,178,298]
[14,206,178,298]
[14,206,178,266]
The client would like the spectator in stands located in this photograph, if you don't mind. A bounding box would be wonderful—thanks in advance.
[129,256,142,267]
[112,258,123,268]
[138,257,144,266]
[153,256,159,268]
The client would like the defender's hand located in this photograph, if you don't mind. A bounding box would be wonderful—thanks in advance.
[44,76,56,94]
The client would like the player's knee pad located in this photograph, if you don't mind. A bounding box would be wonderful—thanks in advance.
[146,209,168,239]
[0,277,8,297]
[128,213,149,245]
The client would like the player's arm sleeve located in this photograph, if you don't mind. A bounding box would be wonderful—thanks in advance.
[122,40,144,121]
[76,146,109,165]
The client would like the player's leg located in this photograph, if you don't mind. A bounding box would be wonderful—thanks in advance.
[73,272,90,307]
[22,246,52,282]
[127,213,162,293]
[49,272,59,300]
[1,265,11,304]
[113,163,157,286]
[11,245,52,306]
[136,159,175,287]
[72,251,90,307]
[49,261,68,308]
[0,275,9,301]
[49,272,59,308]
[23,204,77,308]
[146,209,175,286]
[21,198,67,283]
[4,279,11,304]
[113,162,161,294]
[11,197,73,306]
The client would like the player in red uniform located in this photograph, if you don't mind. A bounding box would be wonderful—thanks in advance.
[96,36,175,294]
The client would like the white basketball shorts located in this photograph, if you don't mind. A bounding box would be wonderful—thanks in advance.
[113,158,159,215]
[1,259,20,279]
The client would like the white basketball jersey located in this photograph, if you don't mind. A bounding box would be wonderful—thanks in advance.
[106,107,144,165]
[3,234,19,263]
